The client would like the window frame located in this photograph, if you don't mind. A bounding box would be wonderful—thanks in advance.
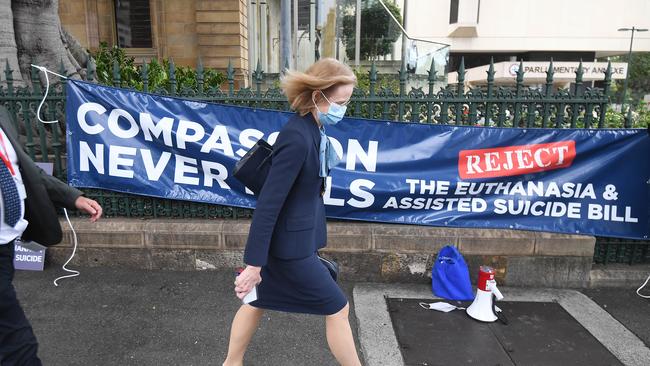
[449,0,459,24]
[114,0,155,49]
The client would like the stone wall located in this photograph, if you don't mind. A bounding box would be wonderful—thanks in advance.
[48,218,596,288]
[196,0,248,72]
[58,0,249,79]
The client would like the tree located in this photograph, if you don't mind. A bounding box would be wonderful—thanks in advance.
[341,0,402,61]
[0,0,88,87]
[626,52,650,104]
[604,52,650,106]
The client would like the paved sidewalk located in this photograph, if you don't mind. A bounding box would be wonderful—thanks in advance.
[14,266,361,366]
[14,265,650,366]
[582,286,650,348]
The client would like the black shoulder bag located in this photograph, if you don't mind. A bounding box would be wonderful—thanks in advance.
[232,139,273,195]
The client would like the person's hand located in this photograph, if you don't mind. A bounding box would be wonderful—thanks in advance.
[234,265,262,300]
[74,196,103,222]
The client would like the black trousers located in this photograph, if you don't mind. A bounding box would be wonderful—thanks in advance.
[0,243,41,366]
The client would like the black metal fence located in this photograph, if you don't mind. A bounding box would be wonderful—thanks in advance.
[594,238,650,265]
[0,56,646,264]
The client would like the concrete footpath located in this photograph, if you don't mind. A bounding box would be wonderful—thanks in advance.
[14,267,359,366]
[13,266,650,366]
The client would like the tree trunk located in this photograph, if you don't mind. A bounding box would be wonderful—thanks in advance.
[0,0,24,85]
[11,0,88,85]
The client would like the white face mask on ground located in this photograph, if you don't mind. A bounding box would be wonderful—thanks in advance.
[419,302,465,312]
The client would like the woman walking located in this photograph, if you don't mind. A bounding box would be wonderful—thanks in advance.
[223,58,362,366]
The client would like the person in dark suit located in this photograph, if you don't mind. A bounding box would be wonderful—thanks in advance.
[223,58,361,366]
[0,106,102,365]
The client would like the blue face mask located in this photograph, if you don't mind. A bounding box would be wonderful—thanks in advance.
[314,90,347,126]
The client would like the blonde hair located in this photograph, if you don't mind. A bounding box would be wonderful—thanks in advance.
[281,58,357,116]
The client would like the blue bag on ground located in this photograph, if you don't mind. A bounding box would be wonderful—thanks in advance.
[431,245,474,301]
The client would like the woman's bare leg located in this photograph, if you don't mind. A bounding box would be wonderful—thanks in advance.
[325,303,362,366]
[223,304,264,366]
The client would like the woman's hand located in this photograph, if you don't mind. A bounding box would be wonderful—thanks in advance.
[234,265,262,299]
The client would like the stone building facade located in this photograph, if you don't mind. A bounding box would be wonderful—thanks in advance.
[58,0,249,78]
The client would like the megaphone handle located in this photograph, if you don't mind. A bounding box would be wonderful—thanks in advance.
[492,294,509,325]
[487,281,504,300]
[492,284,504,300]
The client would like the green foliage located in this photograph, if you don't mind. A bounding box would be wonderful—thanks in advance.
[603,101,650,128]
[341,1,402,60]
[604,107,625,127]
[353,68,399,93]
[91,42,225,92]
[629,101,650,127]
[93,42,139,87]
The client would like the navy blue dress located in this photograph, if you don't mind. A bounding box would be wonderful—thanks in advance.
[243,113,347,315]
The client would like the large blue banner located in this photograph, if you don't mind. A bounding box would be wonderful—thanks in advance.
[66,80,650,239]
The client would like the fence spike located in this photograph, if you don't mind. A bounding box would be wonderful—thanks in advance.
[87,57,96,82]
[4,59,12,83]
[625,103,633,128]
[516,59,524,83]
[575,59,584,83]
[368,60,377,117]
[254,58,264,82]
[253,58,264,96]
[399,58,407,82]
[4,59,12,98]
[427,58,437,98]
[141,59,149,92]
[602,60,612,97]
[573,59,584,99]
[486,57,495,83]
[59,58,67,78]
[599,60,613,127]
[169,58,176,94]
[604,60,612,83]
[283,58,289,75]
[546,58,554,83]
[457,56,466,95]
[169,58,176,77]
[369,60,377,97]
[197,56,204,93]
[513,59,525,126]
[227,58,234,80]
[112,59,120,87]
[370,61,377,82]
[227,58,234,96]
[484,57,495,125]
[398,58,407,120]
[427,57,437,82]
[31,65,41,94]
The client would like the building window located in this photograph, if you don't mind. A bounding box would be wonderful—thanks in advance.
[450,0,481,24]
[115,0,153,48]
[294,0,317,31]
[449,0,459,24]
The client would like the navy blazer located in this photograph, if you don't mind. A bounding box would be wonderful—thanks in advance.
[243,113,327,267]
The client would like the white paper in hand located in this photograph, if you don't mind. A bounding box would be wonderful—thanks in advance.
[419,302,465,312]
[243,286,258,304]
